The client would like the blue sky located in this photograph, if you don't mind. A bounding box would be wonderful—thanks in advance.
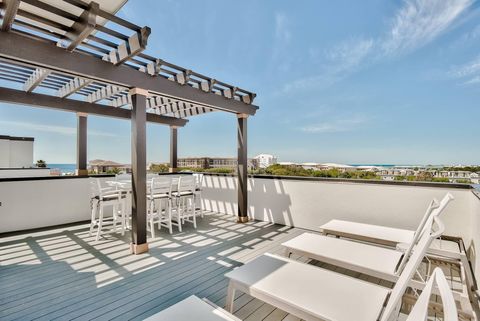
[1,0,480,165]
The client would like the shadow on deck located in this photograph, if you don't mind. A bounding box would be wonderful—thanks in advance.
[0,212,306,321]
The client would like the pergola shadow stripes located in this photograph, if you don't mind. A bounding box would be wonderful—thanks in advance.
[0,0,257,254]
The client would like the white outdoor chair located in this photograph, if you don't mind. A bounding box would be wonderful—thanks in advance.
[147,173,159,180]
[114,174,132,228]
[147,177,173,237]
[282,193,454,286]
[319,193,458,254]
[316,192,476,295]
[172,175,197,231]
[143,296,241,321]
[145,268,457,321]
[89,178,126,241]
[193,173,204,218]
[225,216,451,321]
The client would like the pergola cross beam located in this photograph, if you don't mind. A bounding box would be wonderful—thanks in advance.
[0,87,187,127]
[0,31,258,115]
[60,2,99,51]
[23,68,50,92]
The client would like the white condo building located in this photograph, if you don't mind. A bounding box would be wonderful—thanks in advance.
[0,135,34,168]
[254,153,277,168]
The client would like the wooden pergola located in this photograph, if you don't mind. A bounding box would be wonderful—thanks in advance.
[0,0,258,254]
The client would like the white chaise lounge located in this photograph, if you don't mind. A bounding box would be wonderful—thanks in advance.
[281,193,454,284]
[145,269,457,321]
[315,192,476,296]
[225,216,446,321]
[319,193,458,253]
[143,295,240,321]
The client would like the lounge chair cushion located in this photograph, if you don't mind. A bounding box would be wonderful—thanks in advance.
[320,219,415,245]
[225,253,389,321]
[283,233,404,275]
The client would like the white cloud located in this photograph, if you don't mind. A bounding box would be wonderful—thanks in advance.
[275,12,291,44]
[282,38,374,93]
[0,120,116,137]
[282,0,473,93]
[300,116,368,134]
[326,38,375,72]
[463,76,480,84]
[450,55,480,77]
[382,0,473,55]
[449,55,480,85]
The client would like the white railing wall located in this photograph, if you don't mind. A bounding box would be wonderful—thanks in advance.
[0,168,51,178]
[1,173,479,289]
[0,177,111,233]
[201,174,476,249]
[471,192,480,286]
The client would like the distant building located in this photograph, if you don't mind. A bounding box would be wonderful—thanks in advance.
[177,157,209,169]
[177,157,257,170]
[89,159,131,174]
[254,154,277,169]
[317,163,357,172]
[0,135,34,168]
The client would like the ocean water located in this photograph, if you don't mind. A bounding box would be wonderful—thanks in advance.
[48,164,77,174]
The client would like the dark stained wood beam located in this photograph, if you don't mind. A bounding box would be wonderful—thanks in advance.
[129,88,148,254]
[1,0,20,32]
[0,31,258,115]
[63,2,99,51]
[76,113,88,176]
[0,87,188,127]
[170,126,178,172]
[237,114,249,223]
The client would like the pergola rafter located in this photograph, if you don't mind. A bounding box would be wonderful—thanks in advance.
[23,68,50,92]
[57,77,93,98]
[0,0,256,254]
[86,85,125,103]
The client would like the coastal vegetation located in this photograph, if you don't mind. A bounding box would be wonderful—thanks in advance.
[147,163,475,184]
[253,165,379,180]
[36,159,47,168]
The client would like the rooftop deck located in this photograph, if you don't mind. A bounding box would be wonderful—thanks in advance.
[0,212,318,321]
[1,174,478,320]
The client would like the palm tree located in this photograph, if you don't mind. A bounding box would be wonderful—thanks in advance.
[36,160,47,168]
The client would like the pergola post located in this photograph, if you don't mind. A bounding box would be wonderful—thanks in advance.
[130,88,148,254]
[169,126,178,172]
[75,112,88,176]
[237,113,249,223]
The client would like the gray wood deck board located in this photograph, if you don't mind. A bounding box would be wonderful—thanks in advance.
[0,213,310,321]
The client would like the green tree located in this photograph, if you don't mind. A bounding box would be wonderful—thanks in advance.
[416,171,433,182]
[106,167,121,175]
[36,160,47,168]
[149,163,170,173]
[431,177,450,183]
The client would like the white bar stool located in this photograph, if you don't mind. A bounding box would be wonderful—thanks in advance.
[89,178,126,241]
